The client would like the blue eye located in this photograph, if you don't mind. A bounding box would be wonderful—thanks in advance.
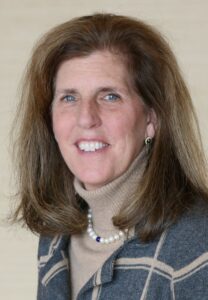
[63,95,76,102]
[104,93,120,102]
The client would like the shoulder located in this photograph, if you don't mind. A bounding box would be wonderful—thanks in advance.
[160,199,208,268]
[119,199,208,260]
[38,234,69,260]
[37,234,70,299]
[168,199,208,248]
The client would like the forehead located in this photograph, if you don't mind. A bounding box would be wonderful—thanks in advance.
[55,50,133,90]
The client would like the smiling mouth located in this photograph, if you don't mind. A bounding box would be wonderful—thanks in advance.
[77,141,109,152]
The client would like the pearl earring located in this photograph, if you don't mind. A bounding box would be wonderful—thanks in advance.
[145,137,152,145]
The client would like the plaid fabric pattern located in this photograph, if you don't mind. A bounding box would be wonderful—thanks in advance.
[37,204,208,300]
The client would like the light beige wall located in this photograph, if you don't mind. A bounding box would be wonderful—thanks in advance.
[0,0,207,299]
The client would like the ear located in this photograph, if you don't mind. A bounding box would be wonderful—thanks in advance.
[145,108,157,139]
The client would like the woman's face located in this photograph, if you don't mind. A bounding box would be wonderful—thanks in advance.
[52,51,155,190]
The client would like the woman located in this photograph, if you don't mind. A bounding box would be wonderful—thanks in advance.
[13,13,208,299]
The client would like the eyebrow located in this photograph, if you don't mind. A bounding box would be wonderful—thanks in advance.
[54,88,78,97]
[96,87,120,93]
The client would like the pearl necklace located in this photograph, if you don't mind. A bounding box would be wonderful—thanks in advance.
[87,208,126,244]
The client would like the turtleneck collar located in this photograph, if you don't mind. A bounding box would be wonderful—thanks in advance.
[74,148,147,234]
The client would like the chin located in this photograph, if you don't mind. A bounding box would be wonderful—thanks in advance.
[74,167,108,186]
[80,174,111,190]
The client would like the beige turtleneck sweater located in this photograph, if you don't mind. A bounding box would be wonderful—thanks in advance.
[70,150,146,299]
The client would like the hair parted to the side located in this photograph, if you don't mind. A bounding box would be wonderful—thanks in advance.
[12,13,208,241]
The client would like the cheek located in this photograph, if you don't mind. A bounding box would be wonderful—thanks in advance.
[52,113,70,143]
[113,110,146,142]
[52,114,61,141]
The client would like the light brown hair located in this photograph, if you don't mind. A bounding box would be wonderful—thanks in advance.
[13,13,208,241]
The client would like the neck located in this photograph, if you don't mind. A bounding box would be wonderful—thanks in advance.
[74,149,146,234]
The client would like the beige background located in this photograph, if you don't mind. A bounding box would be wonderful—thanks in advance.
[0,0,207,299]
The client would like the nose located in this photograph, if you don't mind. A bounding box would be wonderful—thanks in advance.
[77,101,102,129]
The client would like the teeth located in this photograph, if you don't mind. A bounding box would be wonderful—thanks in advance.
[78,141,108,152]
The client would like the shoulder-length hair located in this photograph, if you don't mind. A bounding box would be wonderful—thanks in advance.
[13,13,208,241]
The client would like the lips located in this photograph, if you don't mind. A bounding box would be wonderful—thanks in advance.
[76,141,109,152]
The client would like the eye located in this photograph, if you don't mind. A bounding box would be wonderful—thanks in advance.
[62,95,76,102]
[104,93,120,102]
